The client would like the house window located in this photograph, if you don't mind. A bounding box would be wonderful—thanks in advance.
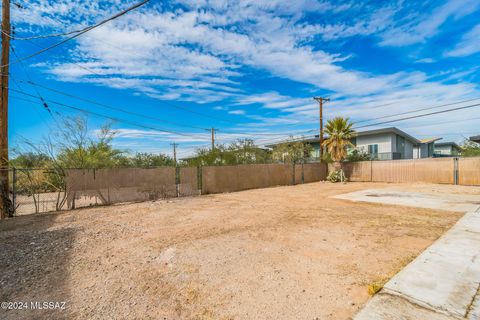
[368,144,378,155]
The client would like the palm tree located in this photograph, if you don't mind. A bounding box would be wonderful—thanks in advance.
[323,117,356,172]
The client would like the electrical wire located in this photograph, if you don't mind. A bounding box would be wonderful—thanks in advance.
[17,79,316,136]
[354,103,480,129]
[1,0,149,68]
[10,45,54,116]
[8,89,207,138]
[354,97,480,125]
[15,79,211,131]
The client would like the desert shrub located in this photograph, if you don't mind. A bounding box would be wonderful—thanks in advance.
[345,149,371,162]
[327,169,346,183]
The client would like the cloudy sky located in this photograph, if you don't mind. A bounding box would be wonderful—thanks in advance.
[8,0,480,157]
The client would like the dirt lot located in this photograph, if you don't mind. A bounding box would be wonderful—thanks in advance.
[0,182,470,320]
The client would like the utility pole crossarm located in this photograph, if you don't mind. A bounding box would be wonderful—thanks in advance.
[313,97,330,162]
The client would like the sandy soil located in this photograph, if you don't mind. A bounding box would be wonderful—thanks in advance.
[0,182,467,320]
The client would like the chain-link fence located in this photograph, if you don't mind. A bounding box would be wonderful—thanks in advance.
[2,162,328,216]
[1,168,67,216]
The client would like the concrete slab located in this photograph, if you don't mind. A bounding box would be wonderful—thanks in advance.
[334,189,480,212]
[355,293,458,320]
[341,190,480,320]
[469,289,480,320]
[384,214,480,318]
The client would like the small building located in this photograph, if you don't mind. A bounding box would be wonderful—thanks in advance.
[434,142,461,157]
[470,135,480,144]
[353,128,440,160]
[267,127,440,160]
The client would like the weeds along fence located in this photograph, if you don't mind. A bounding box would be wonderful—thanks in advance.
[4,162,327,216]
[329,157,480,185]
[1,168,67,216]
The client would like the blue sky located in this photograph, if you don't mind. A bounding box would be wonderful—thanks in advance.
[7,0,480,158]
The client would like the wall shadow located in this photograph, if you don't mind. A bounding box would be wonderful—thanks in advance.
[0,213,76,320]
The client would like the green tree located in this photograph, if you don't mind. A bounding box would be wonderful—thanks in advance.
[323,117,355,165]
[127,153,175,167]
[272,137,313,163]
[461,140,480,157]
[184,144,230,166]
[323,117,356,182]
[54,118,125,168]
[184,139,272,166]
[228,139,271,164]
[10,152,52,168]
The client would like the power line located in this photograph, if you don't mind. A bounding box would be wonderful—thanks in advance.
[16,79,316,136]
[10,45,54,116]
[9,88,317,141]
[16,79,209,131]
[8,89,207,138]
[4,25,84,41]
[21,37,106,76]
[354,97,480,125]
[1,0,149,68]
[354,103,480,130]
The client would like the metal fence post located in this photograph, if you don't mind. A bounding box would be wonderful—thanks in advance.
[12,167,16,216]
[175,165,180,197]
[197,165,203,194]
[292,162,296,185]
[301,160,305,184]
[453,157,459,185]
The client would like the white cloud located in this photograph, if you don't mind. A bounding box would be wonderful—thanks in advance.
[14,0,480,148]
[228,109,245,115]
[379,0,480,46]
[415,58,435,64]
[445,24,480,57]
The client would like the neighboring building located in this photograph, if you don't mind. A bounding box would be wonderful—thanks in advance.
[353,128,440,160]
[434,142,461,157]
[267,127,440,160]
[470,135,480,144]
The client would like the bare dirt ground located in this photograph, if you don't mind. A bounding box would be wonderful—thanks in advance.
[0,182,470,320]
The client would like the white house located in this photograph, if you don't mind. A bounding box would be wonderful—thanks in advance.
[352,128,440,160]
[434,142,461,156]
[267,127,441,160]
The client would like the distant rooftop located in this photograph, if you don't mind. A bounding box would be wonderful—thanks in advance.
[420,137,442,144]
[265,127,438,147]
[434,141,461,149]
[470,135,480,143]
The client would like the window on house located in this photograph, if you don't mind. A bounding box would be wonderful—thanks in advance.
[368,144,378,155]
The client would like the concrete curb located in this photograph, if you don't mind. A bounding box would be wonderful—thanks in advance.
[355,206,480,320]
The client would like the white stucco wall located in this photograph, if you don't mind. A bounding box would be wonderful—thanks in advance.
[413,146,421,159]
[435,145,452,155]
[356,134,394,153]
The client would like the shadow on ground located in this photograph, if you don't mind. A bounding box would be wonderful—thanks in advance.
[0,213,76,320]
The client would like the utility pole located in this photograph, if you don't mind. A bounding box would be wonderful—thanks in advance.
[170,142,178,164]
[208,127,218,151]
[0,0,11,219]
[313,97,329,161]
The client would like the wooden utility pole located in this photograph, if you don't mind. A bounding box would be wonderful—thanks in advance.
[170,143,178,164]
[313,97,329,161]
[208,127,218,151]
[0,0,11,219]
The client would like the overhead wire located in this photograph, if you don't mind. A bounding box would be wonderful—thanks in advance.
[8,88,208,138]
[354,103,480,130]
[354,97,480,125]
[1,0,149,68]
[17,78,317,136]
